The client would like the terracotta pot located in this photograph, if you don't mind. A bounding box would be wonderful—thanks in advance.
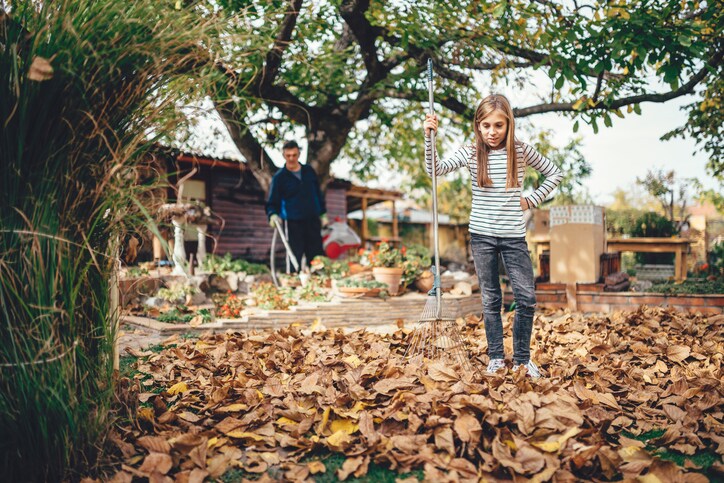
[348,263,368,275]
[337,286,381,297]
[414,270,434,293]
[372,266,404,295]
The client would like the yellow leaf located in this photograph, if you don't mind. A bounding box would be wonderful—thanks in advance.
[318,407,331,433]
[618,445,642,461]
[167,381,188,395]
[307,461,326,474]
[277,417,299,427]
[532,441,560,452]
[343,354,362,368]
[504,439,517,450]
[226,431,265,441]
[326,430,352,447]
[572,98,585,111]
[137,407,155,423]
[207,437,218,448]
[643,374,652,383]
[558,427,581,446]
[217,403,248,412]
[350,401,367,414]
[329,419,359,435]
[638,475,663,483]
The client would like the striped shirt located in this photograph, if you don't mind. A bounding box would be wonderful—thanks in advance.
[425,137,563,237]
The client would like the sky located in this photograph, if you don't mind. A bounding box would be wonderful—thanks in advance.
[187,92,716,208]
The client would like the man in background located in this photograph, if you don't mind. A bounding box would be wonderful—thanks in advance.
[266,140,328,271]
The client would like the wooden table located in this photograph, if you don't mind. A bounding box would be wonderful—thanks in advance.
[606,237,690,282]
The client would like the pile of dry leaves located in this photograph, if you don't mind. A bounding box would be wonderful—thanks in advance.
[101,307,722,482]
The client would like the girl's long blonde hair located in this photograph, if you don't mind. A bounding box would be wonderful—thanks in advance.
[473,94,519,189]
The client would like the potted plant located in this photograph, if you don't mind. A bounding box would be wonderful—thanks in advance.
[368,241,405,295]
[336,277,388,297]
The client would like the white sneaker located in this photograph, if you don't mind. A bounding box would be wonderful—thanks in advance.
[486,358,506,374]
[512,360,542,379]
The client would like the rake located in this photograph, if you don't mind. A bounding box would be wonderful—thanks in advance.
[404,59,474,373]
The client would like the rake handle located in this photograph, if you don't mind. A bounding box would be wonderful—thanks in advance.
[427,58,442,318]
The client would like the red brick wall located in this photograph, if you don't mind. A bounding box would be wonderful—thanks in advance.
[504,284,723,315]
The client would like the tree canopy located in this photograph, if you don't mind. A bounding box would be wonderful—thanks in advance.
[201,0,722,192]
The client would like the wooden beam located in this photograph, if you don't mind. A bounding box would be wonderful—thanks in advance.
[361,196,368,247]
[392,200,398,240]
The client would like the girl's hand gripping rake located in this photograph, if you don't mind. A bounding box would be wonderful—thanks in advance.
[404,59,474,373]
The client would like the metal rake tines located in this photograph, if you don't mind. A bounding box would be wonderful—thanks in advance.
[404,296,474,372]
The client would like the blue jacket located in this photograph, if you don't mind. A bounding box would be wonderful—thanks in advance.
[265,164,326,221]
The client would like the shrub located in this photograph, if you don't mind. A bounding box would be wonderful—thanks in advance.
[629,212,676,265]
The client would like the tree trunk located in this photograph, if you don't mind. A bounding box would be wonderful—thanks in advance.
[306,116,353,191]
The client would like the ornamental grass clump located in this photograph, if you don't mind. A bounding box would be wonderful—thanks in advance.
[0,1,242,479]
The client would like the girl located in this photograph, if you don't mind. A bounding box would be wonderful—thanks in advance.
[423,94,563,378]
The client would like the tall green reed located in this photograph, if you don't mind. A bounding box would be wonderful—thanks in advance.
[0,1,237,479]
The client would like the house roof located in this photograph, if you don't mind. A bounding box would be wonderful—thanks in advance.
[347,206,454,225]
[171,150,403,210]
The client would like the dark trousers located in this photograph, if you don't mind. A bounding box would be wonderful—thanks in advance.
[470,234,537,364]
[286,217,324,272]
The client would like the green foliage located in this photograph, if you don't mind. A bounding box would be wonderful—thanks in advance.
[650,279,724,295]
[710,242,724,274]
[156,282,198,303]
[523,131,593,206]
[367,242,404,268]
[0,0,228,479]
[636,168,695,224]
[630,212,676,264]
[204,0,720,193]
[157,308,195,324]
[336,278,388,289]
[202,253,269,275]
[401,244,431,286]
[252,282,295,310]
[310,256,349,280]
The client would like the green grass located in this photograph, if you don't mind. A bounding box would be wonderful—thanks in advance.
[220,451,423,482]
[649,278,724,295]
[623,429,719,475]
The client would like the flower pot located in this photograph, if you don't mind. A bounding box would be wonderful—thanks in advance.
[337,286,381,298]
[372,266,404,295]
[414,270,434,293]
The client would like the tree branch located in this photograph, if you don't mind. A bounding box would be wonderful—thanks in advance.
[339,0,384,84]
[256,0,304,95]
[515,47,723,117]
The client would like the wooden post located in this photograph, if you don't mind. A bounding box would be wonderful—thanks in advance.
[361,197,368,247]
[566,283,577,312]
[392,200,398,241]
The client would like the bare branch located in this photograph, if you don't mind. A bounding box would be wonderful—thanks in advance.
[256,0,304,95]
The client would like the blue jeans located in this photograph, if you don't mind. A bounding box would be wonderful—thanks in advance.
[470,234,537,364]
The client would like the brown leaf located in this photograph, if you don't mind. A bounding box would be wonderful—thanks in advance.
[427,362,460,382]
[667,344,691,363]
[138,453,173,475]
[453,412,482,445]
[307,461,326,474]
[215,416,244,434]
[28,56,54,81]
[174,469,209,483]
[137,436,171,454]
[337,456,368,481]
[662,404,687,423]
[206,454,230,478]
[434,426,455,455]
